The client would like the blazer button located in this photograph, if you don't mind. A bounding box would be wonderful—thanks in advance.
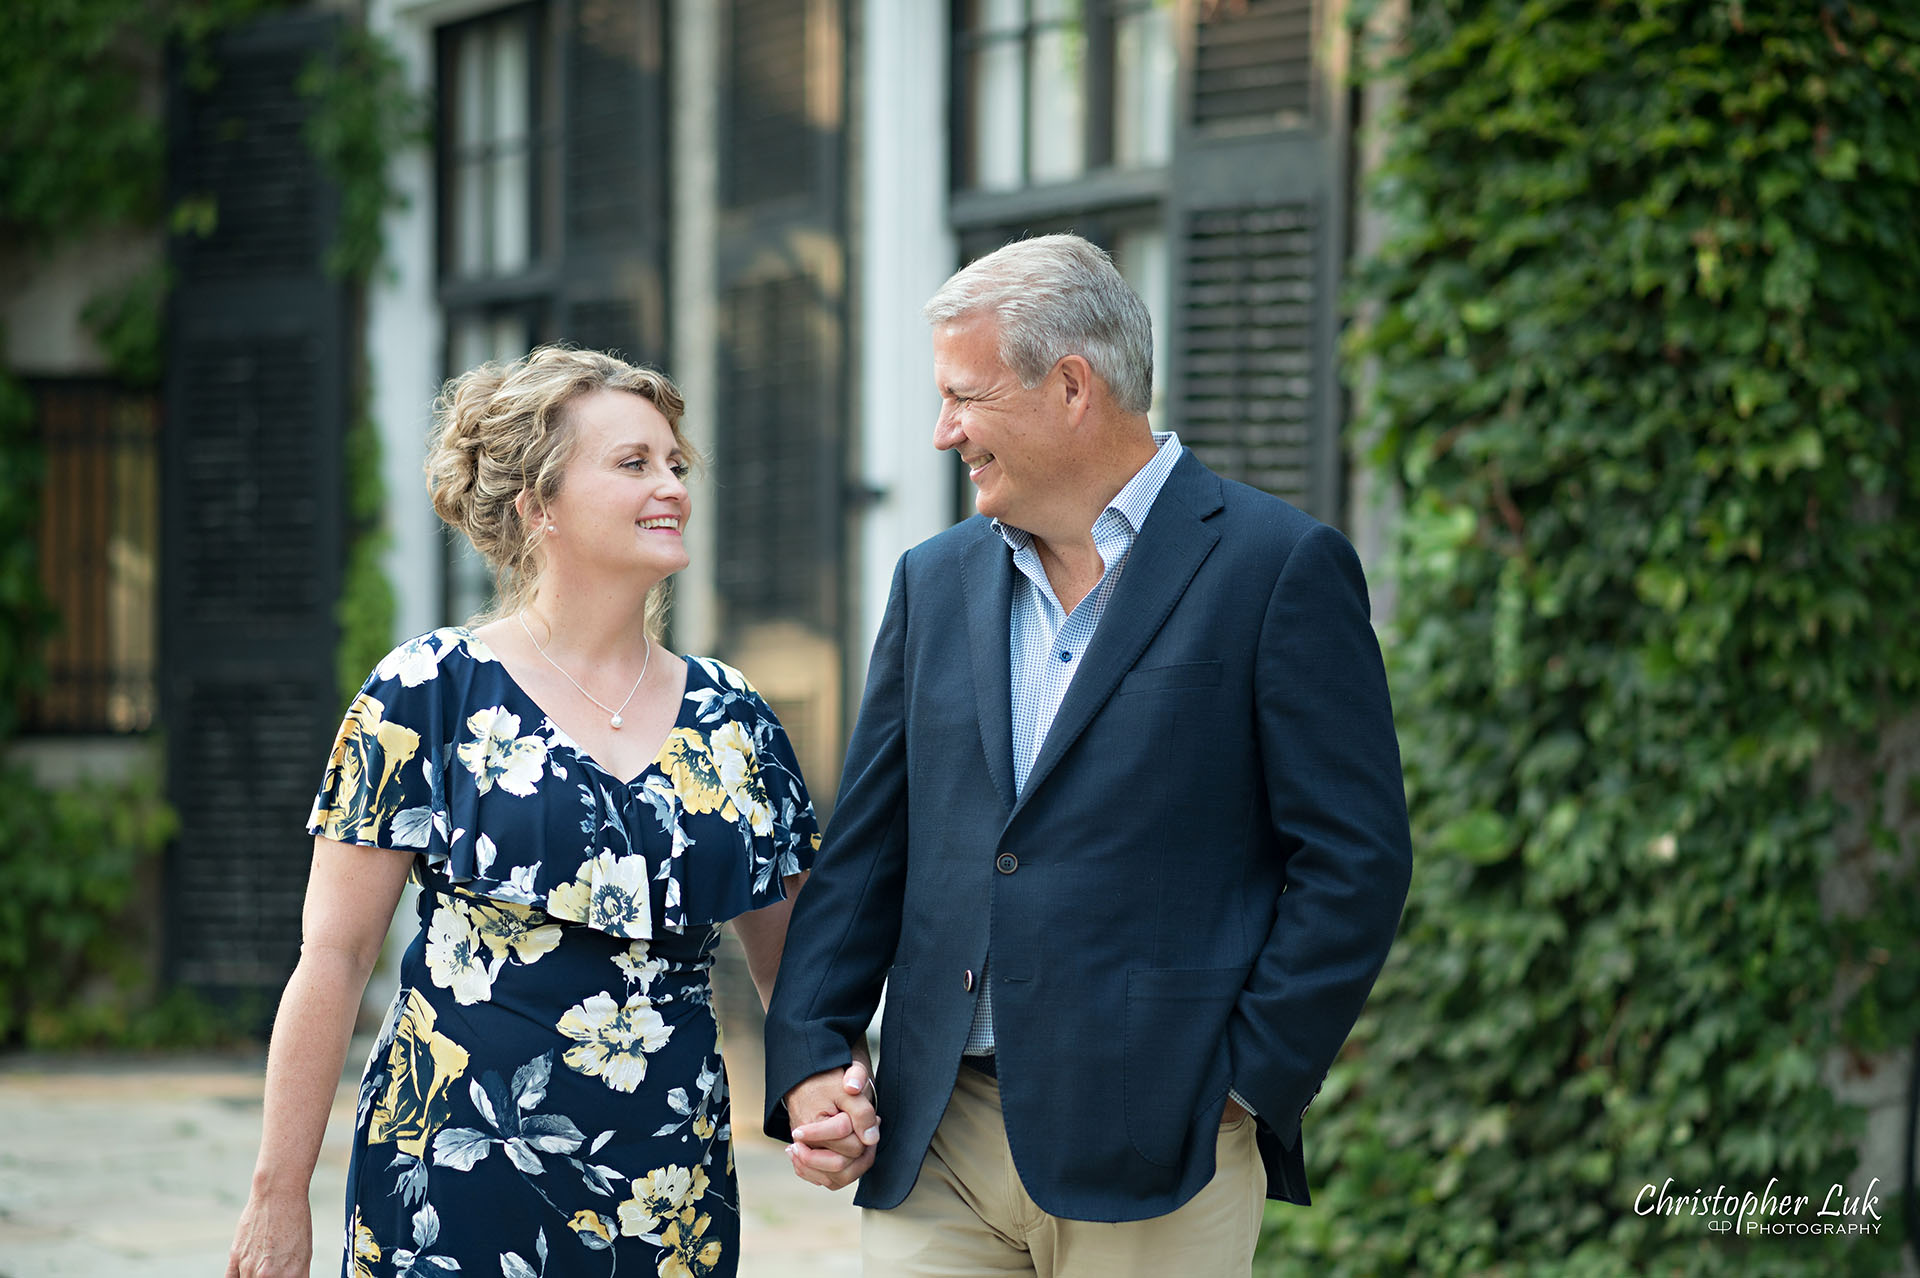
[963,969,975,992]
[996,852,1018,874]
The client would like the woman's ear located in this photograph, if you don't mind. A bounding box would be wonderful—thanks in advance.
[515,489,546,536]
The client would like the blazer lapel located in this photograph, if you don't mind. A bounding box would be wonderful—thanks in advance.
[961,525,1018,815]
[1012,453,1224,818]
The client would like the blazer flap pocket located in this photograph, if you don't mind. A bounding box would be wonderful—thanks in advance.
[1118,660,1223,695]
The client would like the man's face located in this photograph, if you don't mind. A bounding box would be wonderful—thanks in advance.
[931,315,1066,529]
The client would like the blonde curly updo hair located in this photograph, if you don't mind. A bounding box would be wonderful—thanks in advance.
[426,345,695,627]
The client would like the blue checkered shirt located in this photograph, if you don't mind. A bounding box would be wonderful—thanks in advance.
[963,431,1183,1056]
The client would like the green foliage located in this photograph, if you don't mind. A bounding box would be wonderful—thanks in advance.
[1260,2,1920,1274]
[337,387,398,704]
[0,0,276,243]
[0,762,179,1047]
[81,262,172,388]
[299,25,428,282]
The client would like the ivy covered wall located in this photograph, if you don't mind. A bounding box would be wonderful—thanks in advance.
[1257,2,1920,1274]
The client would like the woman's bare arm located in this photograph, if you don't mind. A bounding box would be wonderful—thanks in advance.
[226,836,413,1278]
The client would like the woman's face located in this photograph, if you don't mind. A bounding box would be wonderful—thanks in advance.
[534,388,691,587]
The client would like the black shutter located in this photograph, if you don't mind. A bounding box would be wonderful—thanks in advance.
[714,0,848,803]
[558,0,668,363]
[1170,0,1347,524]
[161,11,349,995]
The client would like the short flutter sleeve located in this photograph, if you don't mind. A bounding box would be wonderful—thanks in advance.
[656,657,821,927]
[308,637,446,851]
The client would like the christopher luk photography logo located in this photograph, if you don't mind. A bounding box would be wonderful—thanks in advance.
[1635,1176,1884,1236]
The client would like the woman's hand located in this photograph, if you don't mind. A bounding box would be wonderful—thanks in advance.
[226,1188,312,1278]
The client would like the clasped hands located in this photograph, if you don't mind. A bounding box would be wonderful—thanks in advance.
[783,1060,881,1190]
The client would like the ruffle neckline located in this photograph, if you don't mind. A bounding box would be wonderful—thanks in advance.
[342,629,811,938]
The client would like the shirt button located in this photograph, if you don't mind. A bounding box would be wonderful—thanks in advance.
[1058,650,1072,662]
[996,852,1018,874]
[963,969,976,992]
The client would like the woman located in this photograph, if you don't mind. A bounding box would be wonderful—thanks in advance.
[228,347,843,1278]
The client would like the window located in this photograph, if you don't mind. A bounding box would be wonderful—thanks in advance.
[948,0,1179,422]
[436,4,551,623]
[948,0,1350,527]
[22,381,160,735]
[953,0,1175,195]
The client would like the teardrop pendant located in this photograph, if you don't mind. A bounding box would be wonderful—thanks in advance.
[610,714,624,729]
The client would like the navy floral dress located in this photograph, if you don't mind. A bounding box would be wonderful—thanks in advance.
[307,628,819,1278]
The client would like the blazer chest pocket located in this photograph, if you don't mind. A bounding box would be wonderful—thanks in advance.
[1117,660,1222,695]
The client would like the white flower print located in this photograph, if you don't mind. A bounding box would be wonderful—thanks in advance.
[424,900,502,1005]
[612,942,667,991]
[546,850,652,937]
[557,990,673,1092]
[616,1163,709,1238]
[457,706,549,797]
[375,635,448,688]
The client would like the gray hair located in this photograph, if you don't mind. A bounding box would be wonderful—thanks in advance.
[923,234,1154,415]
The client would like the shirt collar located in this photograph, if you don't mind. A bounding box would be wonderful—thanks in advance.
[995,431,1182,551]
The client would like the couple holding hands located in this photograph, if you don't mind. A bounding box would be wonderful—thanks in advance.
[227,234,1411,1278]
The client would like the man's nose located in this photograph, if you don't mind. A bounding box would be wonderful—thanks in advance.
[933,405,961,452]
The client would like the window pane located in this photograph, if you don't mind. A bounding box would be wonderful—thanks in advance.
[1028,22,1086,183]
[967,39,1024,191]
[1112,224,1169,420]
[962,0,1025,34]
[490,26,532,271]
[1114,6,1175,169]
[444,12,538,280]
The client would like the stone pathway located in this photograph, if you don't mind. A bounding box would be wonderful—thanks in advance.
[0,1029,860,1278]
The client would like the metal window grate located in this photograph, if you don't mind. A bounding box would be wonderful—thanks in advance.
[717,274,834,631]
[1178,202,1318,506]
[724,0,812,207]
[23,381,161,735]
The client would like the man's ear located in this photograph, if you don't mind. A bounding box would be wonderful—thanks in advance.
[1057,354,1096,419]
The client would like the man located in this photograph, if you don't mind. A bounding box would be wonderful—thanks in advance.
[763,234,1411,1275]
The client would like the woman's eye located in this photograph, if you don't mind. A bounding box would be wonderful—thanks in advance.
[671,463,690,479]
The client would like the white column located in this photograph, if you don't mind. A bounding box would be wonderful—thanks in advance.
[856,0,957,660]
[670,0,721,656]
[368,0,446,642]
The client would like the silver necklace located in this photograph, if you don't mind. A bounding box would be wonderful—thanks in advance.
[518,611,651,730]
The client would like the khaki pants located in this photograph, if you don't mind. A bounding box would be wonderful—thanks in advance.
[862,1065,1267,1278]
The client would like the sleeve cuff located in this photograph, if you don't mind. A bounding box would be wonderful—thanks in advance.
[1228,1088,1258,1118]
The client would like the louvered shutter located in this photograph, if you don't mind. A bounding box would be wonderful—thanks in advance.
[1169,0,1347,524]
[558,0,668,363]
[161,11,349,994]
[712,0,848,806]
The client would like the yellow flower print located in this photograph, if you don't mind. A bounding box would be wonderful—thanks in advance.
[457,706,549,797]
[468,899,563,966]
[545,850,653,937]
[616,1163,710,1237]
[424,899,502,1005]
[368,989,471,1158]
[568,1210,616,1248]
[659,1212,724,1278]
[659,727,732,817]
[557,990,673,1092]
[314,693,422,843]
[347,1206,381,1278]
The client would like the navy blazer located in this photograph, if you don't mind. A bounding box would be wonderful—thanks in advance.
[764,451,1412,1222]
